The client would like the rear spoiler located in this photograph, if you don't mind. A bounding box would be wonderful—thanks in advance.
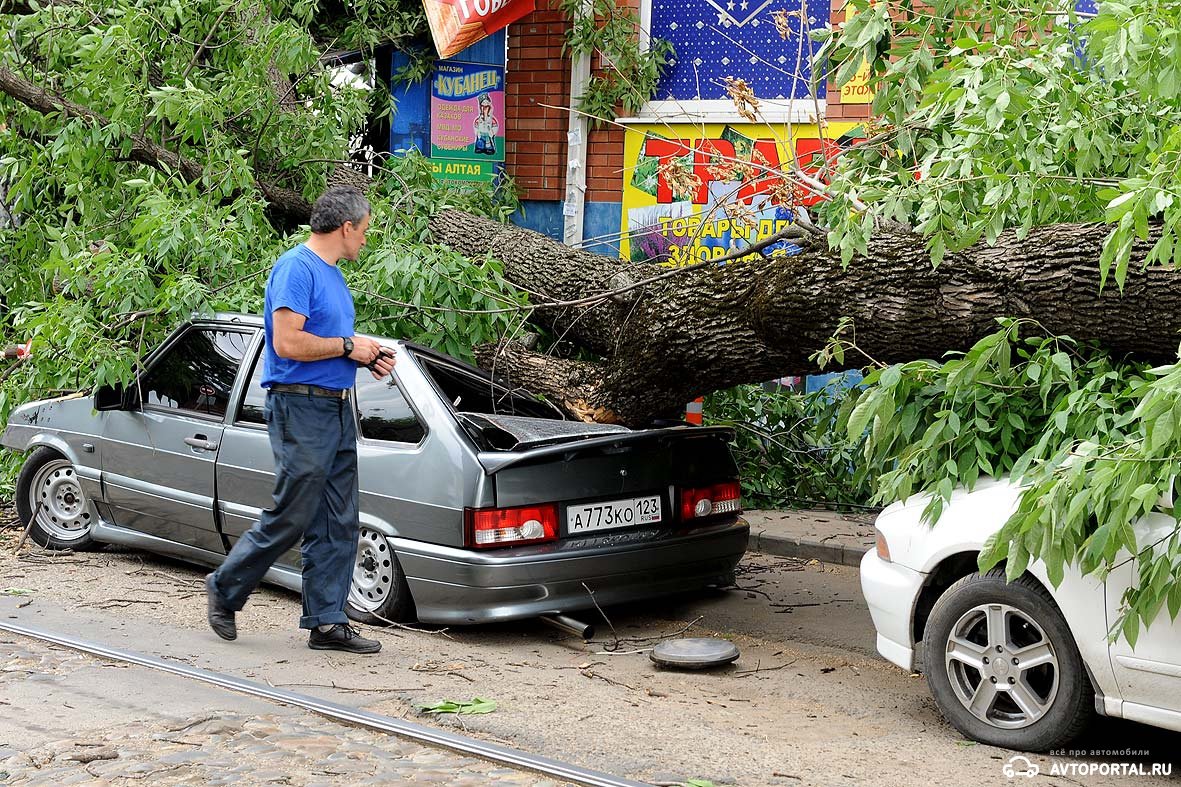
[475,425,735,475]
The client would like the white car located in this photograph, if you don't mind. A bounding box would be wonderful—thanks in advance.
[861,477,1181,751]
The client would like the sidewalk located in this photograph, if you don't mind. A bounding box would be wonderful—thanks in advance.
[743,508,877,567]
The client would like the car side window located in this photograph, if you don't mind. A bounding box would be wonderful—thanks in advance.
[355,370,426,444]
[139,328,251,418]
[236,349,267,425]
[417,356,564,419]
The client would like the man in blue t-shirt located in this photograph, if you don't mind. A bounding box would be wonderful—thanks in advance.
[204,185,395,654]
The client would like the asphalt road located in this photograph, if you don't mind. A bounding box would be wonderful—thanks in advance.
[0,526,1177,787]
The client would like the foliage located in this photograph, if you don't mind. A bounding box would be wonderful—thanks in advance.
[0,0,525,497]
[795,0,1181,638]
[813,1,1181,277]
[703,382,872,511]
[558,0,674,122]
[836,319,1181,639]
[417,697,498,714]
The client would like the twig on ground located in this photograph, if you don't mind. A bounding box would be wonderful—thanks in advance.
[592,616,705,651]
[579,668,639,691]
[581,582,620,649]
[735,659,797,677]
[362,609,452,638]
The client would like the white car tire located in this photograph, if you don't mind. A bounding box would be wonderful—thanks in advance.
[15,447,99,551]
[923,569,1093,751]
[345,526,415,625]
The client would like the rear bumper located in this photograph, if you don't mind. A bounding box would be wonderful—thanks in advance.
[860,550,924,672]
[397,521,749,624]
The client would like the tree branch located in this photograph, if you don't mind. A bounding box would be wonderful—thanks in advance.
[0,66,312,227]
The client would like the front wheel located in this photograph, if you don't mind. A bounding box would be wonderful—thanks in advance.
[345,526,415,625]
[15,447,99,551]
[922,569,1093,751]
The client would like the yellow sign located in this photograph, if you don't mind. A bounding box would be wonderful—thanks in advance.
[621,122,862,265]
[841,61,874,104]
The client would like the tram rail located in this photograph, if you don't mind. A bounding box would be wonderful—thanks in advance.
[0,619,651,787]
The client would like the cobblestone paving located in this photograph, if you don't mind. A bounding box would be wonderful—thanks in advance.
[0,639,573,787]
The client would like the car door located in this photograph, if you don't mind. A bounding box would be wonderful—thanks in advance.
[215,346,431,568]
[101,324,255,554]
[214,343,302,567]
[1105,510,1181,718]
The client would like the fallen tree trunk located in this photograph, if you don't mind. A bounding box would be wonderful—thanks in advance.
[431,210,1181,425]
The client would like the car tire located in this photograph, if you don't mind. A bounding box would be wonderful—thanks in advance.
[923,568,1093,751]
[345,526,415,625]
[15,447,100,551]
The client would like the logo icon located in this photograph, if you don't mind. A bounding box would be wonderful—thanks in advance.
[1003,755,1040,779]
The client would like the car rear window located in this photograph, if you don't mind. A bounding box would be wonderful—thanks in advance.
[416,355,564,420]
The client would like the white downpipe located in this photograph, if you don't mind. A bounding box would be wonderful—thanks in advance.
[563,0,592,246]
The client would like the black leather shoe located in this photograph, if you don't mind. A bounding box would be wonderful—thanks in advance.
[205,573,237,641]
[308,624,381,654]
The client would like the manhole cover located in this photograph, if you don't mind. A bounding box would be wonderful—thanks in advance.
[649,637,739,669]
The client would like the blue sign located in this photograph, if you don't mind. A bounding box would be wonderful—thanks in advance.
[650,0,829,101]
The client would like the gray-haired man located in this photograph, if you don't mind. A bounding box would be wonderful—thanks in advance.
[205,185,395,653]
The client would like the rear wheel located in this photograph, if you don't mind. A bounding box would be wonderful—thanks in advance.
[15,447,99,550]
[923,569,1093,751]
[345,526,415,625]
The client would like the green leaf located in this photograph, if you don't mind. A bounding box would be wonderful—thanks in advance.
[418,697,498,715]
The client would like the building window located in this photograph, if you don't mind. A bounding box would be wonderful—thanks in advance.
[635,0,829,122]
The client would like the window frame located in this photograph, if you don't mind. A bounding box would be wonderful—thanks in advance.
[412,350,568,422]
[353,366,431,448]
[231,332,269,428]
[136,323,257,423]
[627,0,827,124]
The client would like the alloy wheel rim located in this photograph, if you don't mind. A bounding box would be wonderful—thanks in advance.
[944,602,1060,729]
[29,460,95,542]
[349,527,395,612]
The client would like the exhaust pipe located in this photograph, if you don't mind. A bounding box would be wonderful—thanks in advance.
[539,613,595,640]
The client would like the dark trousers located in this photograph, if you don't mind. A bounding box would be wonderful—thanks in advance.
[211,390,359,629]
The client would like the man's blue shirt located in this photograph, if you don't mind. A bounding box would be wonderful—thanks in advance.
[262,244,356,390]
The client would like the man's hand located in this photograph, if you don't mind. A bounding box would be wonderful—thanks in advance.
[345,335,385,364]
[344,336,395,378]
[366,347,396,379]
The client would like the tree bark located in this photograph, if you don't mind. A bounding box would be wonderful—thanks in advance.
[0,67,312,227]
[430,210,1181,426]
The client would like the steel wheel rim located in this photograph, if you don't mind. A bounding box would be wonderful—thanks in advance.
[944,602,1060,730]
[29,460,95,542]
[349,527,395,612]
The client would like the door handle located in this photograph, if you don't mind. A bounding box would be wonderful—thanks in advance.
[184,435,219,451]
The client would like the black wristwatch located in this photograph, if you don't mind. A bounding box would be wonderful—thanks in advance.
[341,337,354,358]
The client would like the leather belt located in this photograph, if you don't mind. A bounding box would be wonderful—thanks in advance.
[268,383,349,399]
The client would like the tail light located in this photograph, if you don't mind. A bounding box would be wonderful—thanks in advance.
[680,481,742,522]
[465,503,558,548]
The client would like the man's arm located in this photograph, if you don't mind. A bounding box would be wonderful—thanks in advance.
[272,307,383,364]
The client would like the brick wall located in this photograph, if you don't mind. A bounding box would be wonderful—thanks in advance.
[505,10,571,201]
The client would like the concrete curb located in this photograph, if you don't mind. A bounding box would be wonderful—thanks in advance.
[747,529,870,568]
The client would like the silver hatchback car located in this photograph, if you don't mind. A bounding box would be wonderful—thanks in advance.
[2,314,749,625]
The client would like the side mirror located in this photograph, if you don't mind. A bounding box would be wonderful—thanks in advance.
[94,383,131,411]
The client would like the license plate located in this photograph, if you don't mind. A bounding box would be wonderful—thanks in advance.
[566,496,662,534]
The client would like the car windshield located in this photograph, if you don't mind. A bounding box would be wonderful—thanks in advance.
[414,354,564,420]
